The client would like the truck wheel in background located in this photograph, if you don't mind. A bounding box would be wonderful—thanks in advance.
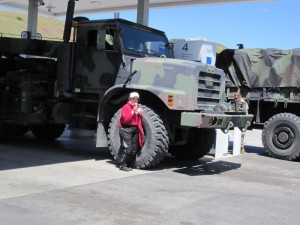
[30,124,66,141]
[0,124,29,142]
[0,118,5,142]
[108,105,169,169]
[169,128,216,160]
[0,88,6,142]
[262,113,300,160]
[0,89,28,140]
[7,125,29,136]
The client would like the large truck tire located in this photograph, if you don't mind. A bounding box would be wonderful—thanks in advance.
[0,125,29,142]
[0,88,6,142]
[30,124,66,141]
[7,125,29,136]
[0,90,28,140]
[0,120,5,142]
[108,105,169,169]
[262,113,300,160]
[169,128,215,160]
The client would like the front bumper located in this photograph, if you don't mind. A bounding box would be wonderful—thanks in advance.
[180,112,253,132]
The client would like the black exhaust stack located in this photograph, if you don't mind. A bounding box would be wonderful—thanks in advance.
[63,0,77,43]
[57,0,78,91]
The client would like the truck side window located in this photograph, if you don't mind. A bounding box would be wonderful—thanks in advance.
[87,30,97,47]
[96,29,106,50]
[86,28,116,51]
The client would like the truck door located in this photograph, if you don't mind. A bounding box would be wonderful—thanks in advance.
[74,26,122,93]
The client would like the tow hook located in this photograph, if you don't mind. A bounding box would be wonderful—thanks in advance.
[225,121,234,133]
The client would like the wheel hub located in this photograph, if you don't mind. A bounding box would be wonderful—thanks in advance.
[273,127,294,149]
[278,132,289,143]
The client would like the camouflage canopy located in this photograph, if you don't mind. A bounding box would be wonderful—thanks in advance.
[216,48,300,88]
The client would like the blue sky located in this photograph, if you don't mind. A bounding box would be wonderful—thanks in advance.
[0,0,298,49]
[85,0,298,50]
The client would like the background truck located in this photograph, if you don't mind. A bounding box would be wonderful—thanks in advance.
[216,48,300,161]
[0,0,252,169]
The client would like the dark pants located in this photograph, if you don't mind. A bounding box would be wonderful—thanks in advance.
[119,125,138,168]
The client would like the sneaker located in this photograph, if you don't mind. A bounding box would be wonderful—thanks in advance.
[128,165,135,170]
[120,166,131,172]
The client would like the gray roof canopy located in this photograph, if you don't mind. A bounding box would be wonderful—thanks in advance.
[0,0,274,17]
[0,0,274,39]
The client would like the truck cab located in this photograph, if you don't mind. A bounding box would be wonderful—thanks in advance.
[72,18,172,93]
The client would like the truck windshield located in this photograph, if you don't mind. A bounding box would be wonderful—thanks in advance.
[121,24,171,58]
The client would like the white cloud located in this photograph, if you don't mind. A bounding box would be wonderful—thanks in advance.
[262,8,270,13]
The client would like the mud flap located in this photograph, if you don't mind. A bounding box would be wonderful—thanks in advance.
[96,122,108,147]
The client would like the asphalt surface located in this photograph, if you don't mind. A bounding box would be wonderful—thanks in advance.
[0,129,300,225]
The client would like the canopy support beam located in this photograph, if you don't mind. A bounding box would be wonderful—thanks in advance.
[27,0,39,39]
[137,0,149,26]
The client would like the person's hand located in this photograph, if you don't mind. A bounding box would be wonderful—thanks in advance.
[132,104,139,114]
[137,107,143,115]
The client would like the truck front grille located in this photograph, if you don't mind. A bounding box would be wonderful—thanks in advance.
[197,71,221,109]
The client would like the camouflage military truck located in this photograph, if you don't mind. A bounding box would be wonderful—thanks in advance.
[217,48,300,160]
[0,0,253,169]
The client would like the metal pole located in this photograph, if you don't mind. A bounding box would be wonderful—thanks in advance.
[27,0,38,39]
[137,0,149,26]
[114,12,120,19]
[63,0,76,43]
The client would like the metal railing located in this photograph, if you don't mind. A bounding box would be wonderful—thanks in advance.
[0,32,63,41]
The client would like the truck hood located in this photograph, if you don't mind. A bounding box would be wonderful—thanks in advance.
[123,56,225,111]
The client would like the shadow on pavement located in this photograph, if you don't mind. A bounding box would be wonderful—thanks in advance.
[228,141,268,157]
[245,145,267,155]
[2,132,267,172]
[0,132,110,171]
[144,154,241,176]
[173,160,241,176]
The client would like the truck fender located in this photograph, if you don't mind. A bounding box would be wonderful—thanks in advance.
[97,85,124,121]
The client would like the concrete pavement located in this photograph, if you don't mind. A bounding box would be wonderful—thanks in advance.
[0,129,300,225]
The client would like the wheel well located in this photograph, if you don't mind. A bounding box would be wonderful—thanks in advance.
[99,88,169,131]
